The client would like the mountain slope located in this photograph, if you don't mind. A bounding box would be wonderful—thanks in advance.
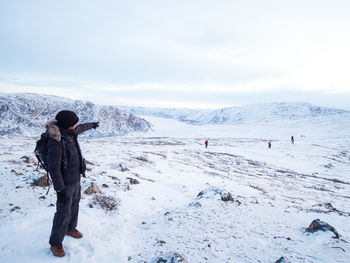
[0,93,151,137]
[120,102,349,125]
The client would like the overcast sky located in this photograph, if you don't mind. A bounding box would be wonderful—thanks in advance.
[1,0,350,109]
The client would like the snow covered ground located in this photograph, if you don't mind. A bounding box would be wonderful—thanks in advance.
[0,116,349,263]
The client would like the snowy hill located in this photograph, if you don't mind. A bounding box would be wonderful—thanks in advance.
[0,93,151,137]
[0,116,349,262]
[120,102,349,125]
[1,93,348,139]
[0,96,349,262]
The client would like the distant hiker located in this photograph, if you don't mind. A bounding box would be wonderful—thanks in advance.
[268,140,271,148]
[291,136,294,144]
[205,140,208,148]
[47,110,99,257]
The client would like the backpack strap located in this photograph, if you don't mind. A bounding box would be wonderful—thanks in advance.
[45,174,51,195]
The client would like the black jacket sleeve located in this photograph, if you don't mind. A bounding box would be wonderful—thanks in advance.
[75,123,95,135]
[47,138,65,191]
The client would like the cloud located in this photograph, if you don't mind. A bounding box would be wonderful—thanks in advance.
[1,74,350,110]
[0,1,350,109]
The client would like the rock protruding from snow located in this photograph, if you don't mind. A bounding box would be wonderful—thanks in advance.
[221,191,234,202]
[128,178,140,184]
[32,175,51,187]
[20,156,36,164]
[197,188,234,202]
[119,164,130,172]
[153,252,189,263]
[0,93,151,137]
[189,202,202,208]
[84,182,102,195]
[275,257,290,263]
[306,219,340,238]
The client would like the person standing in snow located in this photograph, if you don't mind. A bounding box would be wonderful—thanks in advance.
[47,110,99,257]
[268,140,271,148]
[291,136,294,144]
[205,140,208,148]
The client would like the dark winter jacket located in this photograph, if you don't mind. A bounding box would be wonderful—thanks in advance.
[46,121,95,191]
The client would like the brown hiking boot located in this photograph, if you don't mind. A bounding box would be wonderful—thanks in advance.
[50,244,65,257]
[66,228,83,238]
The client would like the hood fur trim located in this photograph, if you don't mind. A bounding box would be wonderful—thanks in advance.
[45,120,61,141]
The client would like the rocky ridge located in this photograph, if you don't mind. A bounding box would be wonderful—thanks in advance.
[0,93,151,137]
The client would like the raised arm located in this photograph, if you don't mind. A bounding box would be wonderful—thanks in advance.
[75,122,99,135]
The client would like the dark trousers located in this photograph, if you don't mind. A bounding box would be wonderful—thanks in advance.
[49,181,81,246]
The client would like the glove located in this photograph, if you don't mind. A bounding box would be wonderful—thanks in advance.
[57,188,69,203]
[93,122,100,129]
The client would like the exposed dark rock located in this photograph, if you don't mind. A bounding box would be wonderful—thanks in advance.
[154,252,189,263]
[324,163,334,168]
[102,184,109,188]
[119,164,130,172]
[20,156,36,164]
[39,195,46,200]
[10,206,21,212]
[275,257,290,263]
[306,219,340,238]
[32,175,52,187]
[128,178,140,184]
[197,188,234,202]
[309,202,349,216]
[11,169,24,176]
[84,182,102,195]
[135,156,151,163]
[221,191,234,202]
[156,240,166,246]
[189,202,202,208]
[324,202,335,210]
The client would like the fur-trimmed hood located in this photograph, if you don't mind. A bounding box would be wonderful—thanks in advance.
[45,120,61,141]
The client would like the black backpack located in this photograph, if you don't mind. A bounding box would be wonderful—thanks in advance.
[35,133,50,172]
[34,133,67,194]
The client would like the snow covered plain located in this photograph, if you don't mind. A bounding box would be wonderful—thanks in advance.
[0,116,349,263]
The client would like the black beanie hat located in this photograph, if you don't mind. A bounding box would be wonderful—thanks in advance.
[55,110,79,129]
